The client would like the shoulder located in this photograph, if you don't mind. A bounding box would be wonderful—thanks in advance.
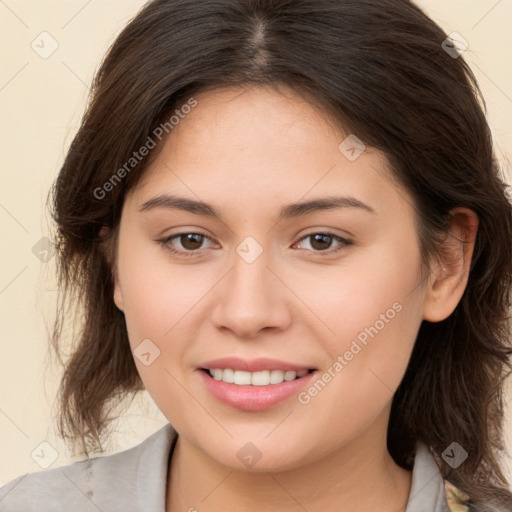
[0,423,177,512]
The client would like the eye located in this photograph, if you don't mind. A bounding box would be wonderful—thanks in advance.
[157,231,353,258]
[158,232,216,257]
[294,232,353,255]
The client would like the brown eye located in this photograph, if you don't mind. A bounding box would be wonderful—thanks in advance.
[295,232,353,255]
[179,233,205,250]
[158,232,215,257]
[309,234,333,251]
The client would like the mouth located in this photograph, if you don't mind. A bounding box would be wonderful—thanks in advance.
[200,368,315,386]
[197,358,318,411]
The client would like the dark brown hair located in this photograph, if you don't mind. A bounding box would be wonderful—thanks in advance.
[48,0,512,509]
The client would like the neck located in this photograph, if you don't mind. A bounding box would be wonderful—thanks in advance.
[166,414,412,512]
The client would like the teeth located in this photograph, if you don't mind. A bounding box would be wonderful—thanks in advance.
[248,370,266,385]
[284,370,296,381]
[208,368,310,385]
[234,370,252,385]
[270,370,285,384]
[222,368,234,383]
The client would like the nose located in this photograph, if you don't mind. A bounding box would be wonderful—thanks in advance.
[210,245,293,339]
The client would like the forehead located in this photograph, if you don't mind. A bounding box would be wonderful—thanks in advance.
[141,85,347,178]
[173,84,343,143]
[127,85,405,220]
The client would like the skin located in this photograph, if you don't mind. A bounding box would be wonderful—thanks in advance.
[111,84,478,512]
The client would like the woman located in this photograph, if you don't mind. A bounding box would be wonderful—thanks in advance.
[1,0,511,510]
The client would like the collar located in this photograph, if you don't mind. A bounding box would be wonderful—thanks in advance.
[135,424,455,511]
[0,422,464,511]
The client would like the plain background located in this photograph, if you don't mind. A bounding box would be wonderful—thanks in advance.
[1,0,511,486]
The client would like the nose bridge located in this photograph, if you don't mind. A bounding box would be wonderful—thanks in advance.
[228,238,276,311]
[211,236,291,336]
[231,239,271,300]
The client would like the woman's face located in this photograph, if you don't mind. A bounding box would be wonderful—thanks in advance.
[113,84,429,471]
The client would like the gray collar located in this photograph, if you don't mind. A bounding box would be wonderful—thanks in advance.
[136,424,449,511]
[405,442,450,512]
[0,422,450,511]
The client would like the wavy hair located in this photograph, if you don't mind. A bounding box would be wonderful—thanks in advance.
[48,0,512,509]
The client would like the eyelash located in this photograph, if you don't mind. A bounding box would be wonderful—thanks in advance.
[157,231,354,258]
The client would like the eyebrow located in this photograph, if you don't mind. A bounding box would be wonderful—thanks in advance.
[138,194,376,219]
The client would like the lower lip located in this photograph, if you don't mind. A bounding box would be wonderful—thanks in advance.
[198,370,317,411]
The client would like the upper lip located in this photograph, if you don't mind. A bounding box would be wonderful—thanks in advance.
[200,357,315,373]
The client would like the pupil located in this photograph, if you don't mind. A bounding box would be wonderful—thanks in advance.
[311,234,331,250]
[179,234,332,251]
[182,233,203,250]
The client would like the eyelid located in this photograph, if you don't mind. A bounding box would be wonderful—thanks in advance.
[158,229,353,257]
[293,231,353,253]
[158,231,217,257]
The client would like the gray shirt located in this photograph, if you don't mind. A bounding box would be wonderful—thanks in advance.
[0,423,452,511]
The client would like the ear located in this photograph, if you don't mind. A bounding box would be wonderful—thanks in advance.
[99,225,124,312]
[422,207,479,322]
[112,265,124,313]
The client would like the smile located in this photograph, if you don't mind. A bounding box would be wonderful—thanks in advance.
[207,368,311,385]
[197,357,318,410]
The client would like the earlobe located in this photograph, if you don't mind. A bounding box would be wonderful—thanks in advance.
[113,271,124,312]
[99,224,124,312]
[422,207,479,322]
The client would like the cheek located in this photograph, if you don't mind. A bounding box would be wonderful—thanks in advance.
[117,235,202,339]
[293,266,423,449]
[314,237,424,391]
[115,239,201,411]
[115,236,218,398]
[304,235,422,344]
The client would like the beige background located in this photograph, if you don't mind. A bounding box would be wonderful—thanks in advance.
[1,0,511,486]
